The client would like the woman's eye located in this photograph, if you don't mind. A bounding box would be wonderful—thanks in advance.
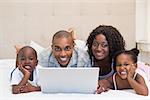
[101,43,108,48]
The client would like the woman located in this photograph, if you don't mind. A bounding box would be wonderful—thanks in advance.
[86,25,125,80]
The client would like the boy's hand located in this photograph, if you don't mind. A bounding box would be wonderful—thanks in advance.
[18,64,31,77]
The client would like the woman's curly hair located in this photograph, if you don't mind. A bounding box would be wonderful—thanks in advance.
[86,25,126,63]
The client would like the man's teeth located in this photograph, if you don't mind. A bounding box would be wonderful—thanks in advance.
[60,58,67,61]
[121,71,127,75]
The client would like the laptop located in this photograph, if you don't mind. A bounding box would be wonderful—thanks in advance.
[38,67,99,94]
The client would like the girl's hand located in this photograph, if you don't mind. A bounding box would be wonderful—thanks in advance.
[126,64,136,79]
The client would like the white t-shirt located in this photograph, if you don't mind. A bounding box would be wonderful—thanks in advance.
[10,65,40,87]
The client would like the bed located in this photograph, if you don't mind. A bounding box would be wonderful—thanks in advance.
[0,59,150,100]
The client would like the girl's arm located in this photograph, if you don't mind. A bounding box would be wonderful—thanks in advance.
[127,74,148,96]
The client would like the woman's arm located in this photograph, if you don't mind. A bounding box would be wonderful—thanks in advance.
[96,76,113,94]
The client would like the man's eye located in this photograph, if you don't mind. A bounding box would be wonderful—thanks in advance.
[64,46,71,51]
[55,48,61,52]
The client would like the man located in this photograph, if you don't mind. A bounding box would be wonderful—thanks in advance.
[39,30,90,67]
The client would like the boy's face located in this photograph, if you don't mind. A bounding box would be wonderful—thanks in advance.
[52,37,74,67]
[17,48,38,73]
[116,54,136,79]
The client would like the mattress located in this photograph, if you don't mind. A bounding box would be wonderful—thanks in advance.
[0,59,149,100]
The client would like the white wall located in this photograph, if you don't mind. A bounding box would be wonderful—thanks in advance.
[136,0,150,63]
[0,0,135,59]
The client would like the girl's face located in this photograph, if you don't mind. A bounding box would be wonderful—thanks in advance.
[92,34,109,60]
[116,54,136,79]
[17,48,38,73]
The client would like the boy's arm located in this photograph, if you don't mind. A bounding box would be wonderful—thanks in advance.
[24,83,41,92]
[12,64,31,94]
[12,72,30,94]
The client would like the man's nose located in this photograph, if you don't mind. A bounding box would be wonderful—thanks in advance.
[60,50,67,56]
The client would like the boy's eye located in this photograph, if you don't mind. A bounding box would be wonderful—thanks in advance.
[29,57,34,60]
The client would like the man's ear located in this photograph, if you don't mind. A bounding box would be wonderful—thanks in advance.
[36,60,38,66]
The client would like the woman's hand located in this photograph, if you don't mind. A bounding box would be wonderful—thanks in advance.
[96,85,109,94]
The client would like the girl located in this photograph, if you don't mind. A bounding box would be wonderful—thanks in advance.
[10,46,41,94]
[97,48,149,96]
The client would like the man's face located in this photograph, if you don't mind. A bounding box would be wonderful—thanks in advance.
[52,37,74,67]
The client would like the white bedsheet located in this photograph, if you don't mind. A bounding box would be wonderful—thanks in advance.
[0,59,150,100]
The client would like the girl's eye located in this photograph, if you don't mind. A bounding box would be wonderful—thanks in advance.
[124,64,129,66]
[116,63,129,67]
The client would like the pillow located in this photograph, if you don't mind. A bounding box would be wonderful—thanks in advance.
[29,41,45,56]
[74,39,87,51]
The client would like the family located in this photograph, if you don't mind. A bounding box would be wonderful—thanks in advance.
[10,25,149,96]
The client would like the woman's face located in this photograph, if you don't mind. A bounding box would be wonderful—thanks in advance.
[92,34,109,60]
